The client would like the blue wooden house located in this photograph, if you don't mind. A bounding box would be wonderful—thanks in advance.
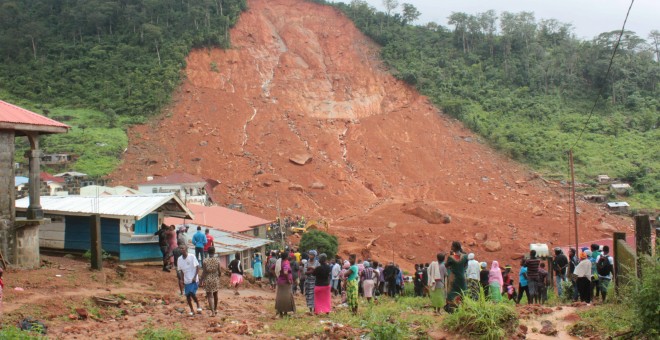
[15,194,193,261]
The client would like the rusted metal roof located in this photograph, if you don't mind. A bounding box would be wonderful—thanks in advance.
[138,172,207,186]
[164,204,273,233]
[0,99,69,133]
[15,194,194,220]
[175,225,272,255]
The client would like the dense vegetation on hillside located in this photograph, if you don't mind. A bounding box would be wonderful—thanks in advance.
[1,0,245,176]
[318,0,659,208]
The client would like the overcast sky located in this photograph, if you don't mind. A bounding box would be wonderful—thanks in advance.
[359,0,658,40]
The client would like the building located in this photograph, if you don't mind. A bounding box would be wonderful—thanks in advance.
[164,204,272,238]
[41,172,66,196]
[610,183,632,195]
[137,172,218,205]
[175,227,272,271]
[1,99,69,268]
[80,185,140,196]
[597,175,611,183]
[41,153,75,165]
[15,194,193,261]
[606,202,630,214]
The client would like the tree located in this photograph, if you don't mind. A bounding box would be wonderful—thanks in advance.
[299,230,339,260]
[401,3,420,25]
[648,30,659,62]
[382,0,398,17]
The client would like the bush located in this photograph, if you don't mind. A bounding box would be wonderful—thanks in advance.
[299,230,339,259]
[443,289,518,340]
[136,324,191,340]
[0,326,45,339]
[631,255,660,336]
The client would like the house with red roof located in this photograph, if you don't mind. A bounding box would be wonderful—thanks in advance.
[164,204,273,239]
[1,99,69,268]
[137,172,219,205]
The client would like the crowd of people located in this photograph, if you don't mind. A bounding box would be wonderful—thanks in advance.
[153,227,615,317]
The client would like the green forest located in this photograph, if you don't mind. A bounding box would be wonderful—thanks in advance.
[320,0,659,209]
[1,0,658,208]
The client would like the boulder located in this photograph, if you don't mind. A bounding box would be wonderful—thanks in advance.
[595,222,616,233]
[474,232,488,241]
[401,201,449,224]
[288,184,304,192]
[387,222,397,229]
[199,141,208,146]
[310,182,325,189]
[483,240,502,252]
[539,320,557,336]
[289,154,313,165]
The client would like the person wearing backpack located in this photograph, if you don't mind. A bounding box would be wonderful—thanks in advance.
[596,245,614,302]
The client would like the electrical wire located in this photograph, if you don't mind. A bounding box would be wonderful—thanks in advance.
[569,0,635,151]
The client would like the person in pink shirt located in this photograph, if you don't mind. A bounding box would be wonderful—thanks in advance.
[203,229,214,259]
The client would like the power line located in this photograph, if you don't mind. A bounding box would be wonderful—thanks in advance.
[569,0,635,151]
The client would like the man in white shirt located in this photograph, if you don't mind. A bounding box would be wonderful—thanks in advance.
[177,246,202,316]
[331,258,341,296]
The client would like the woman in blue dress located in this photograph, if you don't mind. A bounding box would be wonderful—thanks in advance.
[252,254,264,281]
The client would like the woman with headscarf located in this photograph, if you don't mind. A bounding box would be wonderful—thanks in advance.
[344,254,359,314]
[252,254,263,281]
[446,241,468,305]
[488,261,504,302]
[479,262,490,298]
[340,260,350,305]
[427,253,448,312]
[574,250,592,303]
[465,253,481,301]
[304,250,319,312]
[275,251,295,316]
[360,261,376,302]
[313,253,333,314]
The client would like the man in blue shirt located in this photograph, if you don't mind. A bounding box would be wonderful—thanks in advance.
[192,226,207,262]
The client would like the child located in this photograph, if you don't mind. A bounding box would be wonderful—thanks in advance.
[538,262,549,304]
[0,266,4,312]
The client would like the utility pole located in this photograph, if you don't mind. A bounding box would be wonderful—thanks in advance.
[275,192,284,248]
[569,150,579,253]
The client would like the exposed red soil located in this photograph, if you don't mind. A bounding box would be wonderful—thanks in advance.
[109,0,632,271]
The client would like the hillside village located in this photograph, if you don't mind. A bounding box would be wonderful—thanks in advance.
[0,0,658,338]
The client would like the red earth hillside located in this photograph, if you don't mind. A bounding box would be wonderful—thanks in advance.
[109,0,633,271]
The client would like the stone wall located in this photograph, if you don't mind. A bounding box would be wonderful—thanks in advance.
[13,223,40,268]
[0,130,16,265]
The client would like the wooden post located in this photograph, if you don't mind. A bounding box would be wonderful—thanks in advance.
[612,232,625,294]
[635,215,651,278]
[568,150,579,254]
[90,214,103,270]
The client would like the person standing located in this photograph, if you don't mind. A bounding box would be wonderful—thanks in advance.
[517,260,530,304]
[427,253,448,312]
[203,229,214,260]
[446,241,468,305]
[228,254,244,295]
[361,261,376,302]
[200,247,221,316]
[589,244,602,300]
[313,254,333,314]
[275,252,296,317]
[525,250,541,304]
[304,250,319,313]
[0,266,4,313]
[568,248,579,301]
[414,264,424,297]
[252,254,263,282]
[466,253,481,301]
[177,246,202,316]
[383,262,397,297]
[155,224,170,272]
[488,261,503,302]
[345,254,359,315]
[479,262,490,298]
[538,262,549,304]
[192,226,207,263]
[574,251,592,303]
[268,251,278,289]
[291,256,300,295]
[596,245,614,302]
[331,258,341,296]
[552,247,568,298]
[165,225,177,269]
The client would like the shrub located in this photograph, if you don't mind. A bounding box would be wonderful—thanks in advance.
[631,255,660,335]
[136,324,191,340]
[443,289,518,340]
[0,326,45,339]
[299,230,339,259]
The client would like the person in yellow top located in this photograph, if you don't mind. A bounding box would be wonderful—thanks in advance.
[294,249,301,263]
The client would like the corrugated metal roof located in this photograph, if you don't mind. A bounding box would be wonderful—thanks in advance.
[15,194,194,220]
[177,225,272,255]
[15,176,29,186]
[0,99,70,130]
[606,202,629,208]
[164,204,272,233]
[138,172,207,186]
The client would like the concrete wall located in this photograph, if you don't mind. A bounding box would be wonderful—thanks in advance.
[13,223,40,268]
[0,130,16,265]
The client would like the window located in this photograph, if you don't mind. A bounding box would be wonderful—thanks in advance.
[152,188,158,193]
[253,227,260,237]
[134,213,159,234]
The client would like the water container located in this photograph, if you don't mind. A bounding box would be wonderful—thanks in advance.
[530,243,549,258]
